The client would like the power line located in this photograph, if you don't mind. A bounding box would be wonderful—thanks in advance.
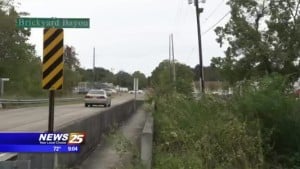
[173,0,184,29]
[202,11,230,36]
[203,0,225,24]
[185,46,196,63]
[173,0,189,38]
[180,5,189,28]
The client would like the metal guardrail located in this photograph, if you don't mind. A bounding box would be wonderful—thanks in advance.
[0,97,82,104]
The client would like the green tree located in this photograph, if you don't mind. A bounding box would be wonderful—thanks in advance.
[194,65,223,81]
[150,60,174,96]
[175,62,194,94]
[151,60,194,95]
[64,46,80,71]
[94,67,115,83]
[79,66,115,83]
[59,45,81,95]
[79,68,93,82]
[212,0,300,84]
[0,1,45,97]
[115,71,133,89]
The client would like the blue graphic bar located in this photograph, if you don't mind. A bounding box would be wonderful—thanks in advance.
[0,145,80,153]
[0,133,84,145]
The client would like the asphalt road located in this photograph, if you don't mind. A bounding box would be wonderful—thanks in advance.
[0,93,144,161]
[0,94,134,132]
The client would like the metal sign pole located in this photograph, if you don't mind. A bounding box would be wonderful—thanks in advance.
[0,78,9,97]
[134,88,137,112]
[134,78,139,112]
[134,78,136,112]
[0,79,3,97]
[48,90,55,132]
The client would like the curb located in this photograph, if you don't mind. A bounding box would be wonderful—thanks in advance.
[140,113,153,169]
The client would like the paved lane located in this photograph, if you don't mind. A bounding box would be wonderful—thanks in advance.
[0,94,134,131]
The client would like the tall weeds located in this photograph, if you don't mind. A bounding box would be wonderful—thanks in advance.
[151,74,300,169]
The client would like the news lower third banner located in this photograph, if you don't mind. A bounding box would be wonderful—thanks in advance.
[0,133,85,153]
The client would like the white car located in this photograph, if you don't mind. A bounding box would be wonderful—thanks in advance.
[104,88,117,95]
[128,90,144,94]
[84,89,111,107]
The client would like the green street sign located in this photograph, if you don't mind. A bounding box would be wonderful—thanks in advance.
[16,18,90,28]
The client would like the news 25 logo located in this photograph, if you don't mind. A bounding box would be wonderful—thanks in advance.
[68,133,85,144]
[38,133,85,145]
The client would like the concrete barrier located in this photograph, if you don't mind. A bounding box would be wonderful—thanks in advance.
[141,114,154,169]
[17,99,144,169]
[0,160,31,169]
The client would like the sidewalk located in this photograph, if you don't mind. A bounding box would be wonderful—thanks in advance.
[78,108,147,169]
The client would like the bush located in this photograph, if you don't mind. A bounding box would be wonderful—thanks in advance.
[231,75,300,168]
[153,93,264,169]
[152,74,300,169]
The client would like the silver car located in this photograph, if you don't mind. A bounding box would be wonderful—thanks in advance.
[84,89,111,107]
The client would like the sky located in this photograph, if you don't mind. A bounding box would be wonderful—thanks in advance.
[15,0,230,77]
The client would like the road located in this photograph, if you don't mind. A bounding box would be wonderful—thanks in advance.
[0,93,143,161]
[0,94,134,131]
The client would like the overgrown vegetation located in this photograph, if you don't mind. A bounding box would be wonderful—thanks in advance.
[151,74,300,169]
[150,0,300,167]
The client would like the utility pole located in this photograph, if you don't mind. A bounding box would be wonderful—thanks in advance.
[189,0,205,93]
[171,34,176,83]
[93,47,96,87]
[169,35,172,82]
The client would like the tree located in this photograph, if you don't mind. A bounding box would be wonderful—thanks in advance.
[59,45,81,95]
[94,67,115,83]
[64,46,80,71]
[151,60,172,89]
[194,65,223,81]
[132,71,147,89]
[115,71,133,89]
[0,1,32,63]
[175,62,194,94]
[79,67,115,83]
[151,60,194,95]
[212,0,300,84]
[0,1,46,97]
[79,68,93,82]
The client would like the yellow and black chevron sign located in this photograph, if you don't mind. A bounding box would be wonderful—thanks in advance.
[42,28,64,90]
